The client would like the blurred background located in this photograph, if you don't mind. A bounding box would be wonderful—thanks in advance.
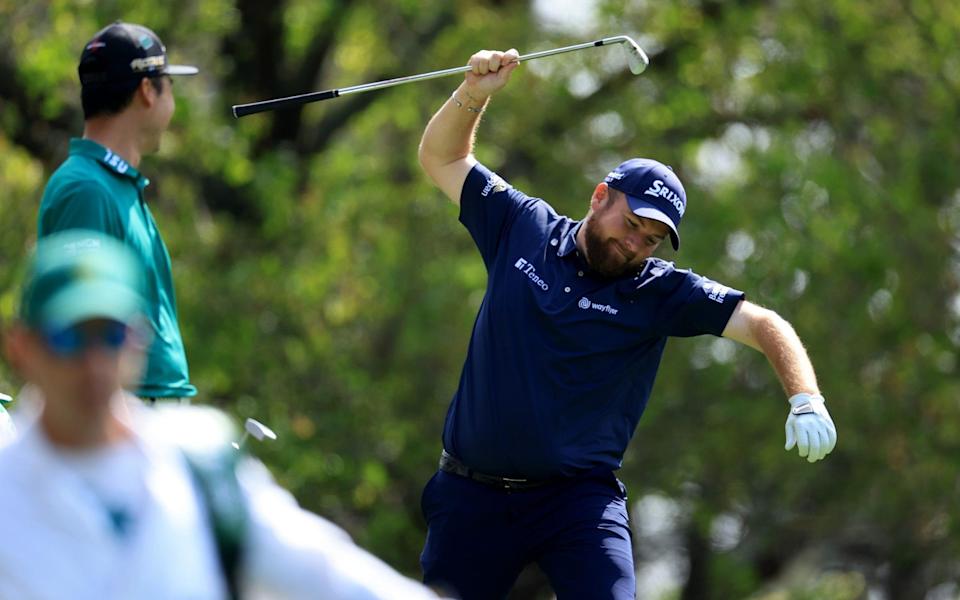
[1,0,959,598]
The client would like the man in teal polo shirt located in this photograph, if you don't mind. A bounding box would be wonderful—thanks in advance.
[37,22,199,400]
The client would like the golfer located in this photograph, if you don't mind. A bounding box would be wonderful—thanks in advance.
[37,21,198,402]
[415,48,837,599]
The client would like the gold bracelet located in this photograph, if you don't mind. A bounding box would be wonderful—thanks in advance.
[451,92,484,114]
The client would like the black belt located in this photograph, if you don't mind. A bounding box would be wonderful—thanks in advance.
[439,450,551,491]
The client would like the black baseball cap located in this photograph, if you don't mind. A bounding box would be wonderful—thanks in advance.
[79,21,198,87]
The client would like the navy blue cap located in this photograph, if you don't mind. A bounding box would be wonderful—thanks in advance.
[79,22,198,87]
[604,158,686,250]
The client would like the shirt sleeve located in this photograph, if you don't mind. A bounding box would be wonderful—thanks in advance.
[39,179,124,240]
[458,162,538,269]
[648,264,746,337]
[239,460,440,599]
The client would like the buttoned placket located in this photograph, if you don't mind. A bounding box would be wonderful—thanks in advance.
[550,230,647,306]
[550,235,591,296]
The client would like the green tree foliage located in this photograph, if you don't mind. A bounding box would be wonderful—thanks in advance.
[1,0,958,597]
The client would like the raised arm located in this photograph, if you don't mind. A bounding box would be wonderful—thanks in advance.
[418,49,520,204]
[722,300,837,462]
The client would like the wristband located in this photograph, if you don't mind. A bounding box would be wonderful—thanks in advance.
[451,92,484,114]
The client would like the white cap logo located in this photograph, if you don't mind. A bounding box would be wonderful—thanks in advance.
[643,180,685,217]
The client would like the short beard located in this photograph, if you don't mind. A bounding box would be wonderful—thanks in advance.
[582,212,635,278]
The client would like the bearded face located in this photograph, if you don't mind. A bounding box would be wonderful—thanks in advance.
[579,189,669,278]
[582,210,636,278]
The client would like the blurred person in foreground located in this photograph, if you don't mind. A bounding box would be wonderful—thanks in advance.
[0,230,440,600]
[37,21,199,402]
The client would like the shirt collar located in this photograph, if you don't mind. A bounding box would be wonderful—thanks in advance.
[557,220,583,258]
[557,219,653,279]
[69,138,150,191]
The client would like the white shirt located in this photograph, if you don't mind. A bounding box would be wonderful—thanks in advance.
[0,406,439,600]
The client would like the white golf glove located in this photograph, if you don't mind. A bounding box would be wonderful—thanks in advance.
[784,392,836,463]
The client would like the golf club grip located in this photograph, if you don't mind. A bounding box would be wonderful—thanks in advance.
[232,89,340,118]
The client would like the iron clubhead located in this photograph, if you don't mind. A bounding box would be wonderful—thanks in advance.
[622,39,649,75]
[244,418,277,442]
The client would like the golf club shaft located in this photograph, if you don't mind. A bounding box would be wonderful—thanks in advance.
[232,36,634,118]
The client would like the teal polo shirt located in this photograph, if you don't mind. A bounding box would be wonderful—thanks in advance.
[37,138,197,398]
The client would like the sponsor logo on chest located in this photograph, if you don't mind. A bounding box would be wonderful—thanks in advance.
[512,257,622,316]
[513,257,549,291]
[578,296,619,315]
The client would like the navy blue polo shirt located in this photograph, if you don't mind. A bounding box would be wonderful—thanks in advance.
[442,163,745,479]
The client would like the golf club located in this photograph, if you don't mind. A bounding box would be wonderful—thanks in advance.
[232,34,649,118]
[232,417,278,450]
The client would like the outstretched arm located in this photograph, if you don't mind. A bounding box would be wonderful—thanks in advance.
[418,49,520,204]
[722,300,819,396]
[723,300,837,462]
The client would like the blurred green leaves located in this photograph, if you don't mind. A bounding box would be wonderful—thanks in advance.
[1,0,959,596]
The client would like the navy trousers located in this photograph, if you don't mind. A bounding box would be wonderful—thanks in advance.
[420,469,635,599]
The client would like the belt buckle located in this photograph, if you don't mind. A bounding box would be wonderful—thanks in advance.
[500,477,529,491]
